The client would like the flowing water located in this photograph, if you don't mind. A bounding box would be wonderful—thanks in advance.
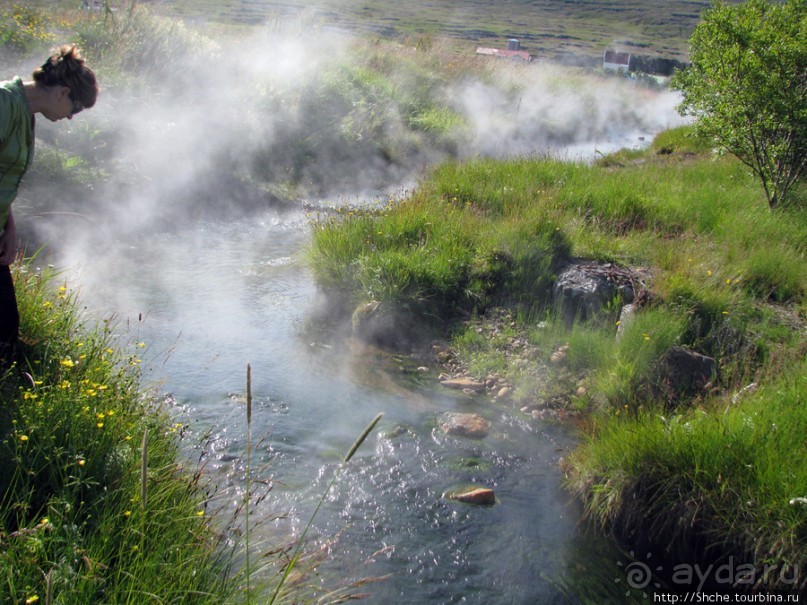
[60,205,652,604]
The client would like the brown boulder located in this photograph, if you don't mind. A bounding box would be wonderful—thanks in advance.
[448,487,496,505]
[440,377,486,392]
[660,346,717,400]
[439,412,490,438]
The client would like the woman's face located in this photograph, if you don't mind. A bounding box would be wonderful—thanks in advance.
[43,85,82,122]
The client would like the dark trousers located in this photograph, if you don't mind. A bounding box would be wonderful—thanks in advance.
[0,264,19,369]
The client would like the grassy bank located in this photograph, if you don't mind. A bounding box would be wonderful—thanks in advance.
[570,360,807,590]
[308,127,807,591]
[0,265,237,604]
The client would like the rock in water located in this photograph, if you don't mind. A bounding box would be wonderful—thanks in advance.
[449,487,496,505]
[439,412,490,438]
[439,376,486,391]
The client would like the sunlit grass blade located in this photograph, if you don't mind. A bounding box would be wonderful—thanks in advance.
[268,412,384,604]
[141,428,148,511]
[344,412,383,463]
[245,363,253,604]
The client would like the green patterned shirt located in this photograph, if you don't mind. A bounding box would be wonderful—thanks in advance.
[0,77,34,230]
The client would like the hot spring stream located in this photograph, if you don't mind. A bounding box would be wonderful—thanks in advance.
[61,205,653,604]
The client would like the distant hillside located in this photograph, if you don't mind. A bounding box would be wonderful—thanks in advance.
[153,0,741,62]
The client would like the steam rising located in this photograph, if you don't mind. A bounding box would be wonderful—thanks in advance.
[452,70,682,157]
[19,21,685,318]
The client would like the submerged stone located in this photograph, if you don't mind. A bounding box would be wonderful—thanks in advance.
[439,412,490,438]
[439,376,487,391]
[447,487,496,505]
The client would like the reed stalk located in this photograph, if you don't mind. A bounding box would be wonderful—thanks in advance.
[245,363,253,604]
[140,428,148,511]
[268,412,383,604]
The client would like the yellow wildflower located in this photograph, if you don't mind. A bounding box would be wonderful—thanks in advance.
[19,435,29,442]
[60,358,75,368]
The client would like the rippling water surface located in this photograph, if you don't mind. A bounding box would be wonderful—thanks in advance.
[65,209,647,603]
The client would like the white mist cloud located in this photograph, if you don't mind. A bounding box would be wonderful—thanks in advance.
[450,62,685,158]
[23,23,686,320]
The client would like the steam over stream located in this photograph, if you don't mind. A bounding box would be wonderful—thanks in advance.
[25,24,685,254]
[17,23,686,602]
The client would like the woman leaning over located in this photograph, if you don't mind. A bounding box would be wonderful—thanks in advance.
[0,44,98,370]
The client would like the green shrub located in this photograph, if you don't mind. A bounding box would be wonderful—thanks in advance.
[0,4,53,55]
[75,5,219,90]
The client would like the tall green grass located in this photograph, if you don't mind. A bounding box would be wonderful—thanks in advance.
[309,181,571,324]
[0,264,236,604]
[567,359,807,591]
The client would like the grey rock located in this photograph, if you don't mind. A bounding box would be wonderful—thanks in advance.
[553,261,637,325]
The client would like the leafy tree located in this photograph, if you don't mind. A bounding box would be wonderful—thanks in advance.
[672,0,806,209]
